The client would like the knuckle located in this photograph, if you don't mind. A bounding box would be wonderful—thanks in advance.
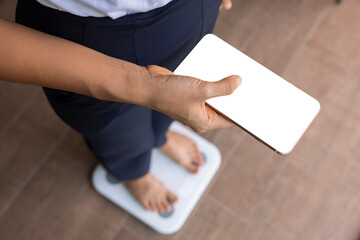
[224,80,236,95]
[192,124,206,133]
[196,128,206,133]
[198,80,211,98]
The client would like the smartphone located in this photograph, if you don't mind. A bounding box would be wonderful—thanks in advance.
[174,34,320,154]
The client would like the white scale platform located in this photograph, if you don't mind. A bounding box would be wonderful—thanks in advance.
[92,122,221,234]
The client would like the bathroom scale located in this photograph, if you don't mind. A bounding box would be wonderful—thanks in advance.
[174,34,321,154]
[92,121,221,234]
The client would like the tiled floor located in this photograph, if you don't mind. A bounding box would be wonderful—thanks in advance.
[1,0,360,239]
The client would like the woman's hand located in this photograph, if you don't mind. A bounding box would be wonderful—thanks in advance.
[220,0,232,10]
[142,65,241,133]
[0,18,241,133]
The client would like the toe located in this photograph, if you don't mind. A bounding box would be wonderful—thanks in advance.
[154,201,162,212]
[191,142,198,150]
[167,190,178,203]
[157,202,165,213]
[193,153,204,165]
[187,163,199,173]
[192,146,203,164]
[151,202,159,212]
[143,201,151,211]
[161,200,171,212]
[147,201,153,211]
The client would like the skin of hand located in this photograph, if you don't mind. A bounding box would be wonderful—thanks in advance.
[0,17,241,133]
[220,0,232,10]
[140,65,241,133]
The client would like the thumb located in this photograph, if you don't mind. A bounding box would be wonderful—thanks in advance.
[145,65,173,75]
[202,75,242,100]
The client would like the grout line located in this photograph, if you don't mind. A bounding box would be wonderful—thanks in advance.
[172,192,220,240]
[176,1,326,235]
[319,133,360,193]
[209,129,222,143]
[248,157,289,221]
[244,4,334,231]
[172,131,247,240]
[245,0,331,227]
[0,88,41,140]
[233,0,279,53]
[119,221,149,240]
[251,133,360,240]
[295,135,360,240]
[173,232,182,240]
[243,158,289,240]
[172,184,216,240]
[207,195,248,224]
[219,133,246,169]
[173,178,223,240]
[211,132,247,183]
[231,7,332,238]
[0,127,70,218]
[108,214,130,240]
[175,4,332,238]
[240,11,273,52]
[172,134,246,240]
[47,183,90,237]
[249,121,360,239]
[242,6,330,235]
[281,4,331,76]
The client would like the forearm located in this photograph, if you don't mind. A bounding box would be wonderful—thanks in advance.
[0,18,150,104]
[0,18,240,132]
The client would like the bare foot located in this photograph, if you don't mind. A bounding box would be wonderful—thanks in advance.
[124,173,178,212]
[159,131,204,174]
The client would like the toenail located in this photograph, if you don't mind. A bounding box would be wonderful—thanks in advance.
[158,205,174,218]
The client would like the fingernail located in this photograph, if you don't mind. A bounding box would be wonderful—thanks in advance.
[235,76,242,86]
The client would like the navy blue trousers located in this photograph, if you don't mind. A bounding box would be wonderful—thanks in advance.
[16,0,221,180]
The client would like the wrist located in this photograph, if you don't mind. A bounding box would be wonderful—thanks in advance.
[88,57,153,106]
[139,65,173,111]
[125,64,155,107]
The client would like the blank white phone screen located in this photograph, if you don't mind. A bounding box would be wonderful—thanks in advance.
[174,34,320,154]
